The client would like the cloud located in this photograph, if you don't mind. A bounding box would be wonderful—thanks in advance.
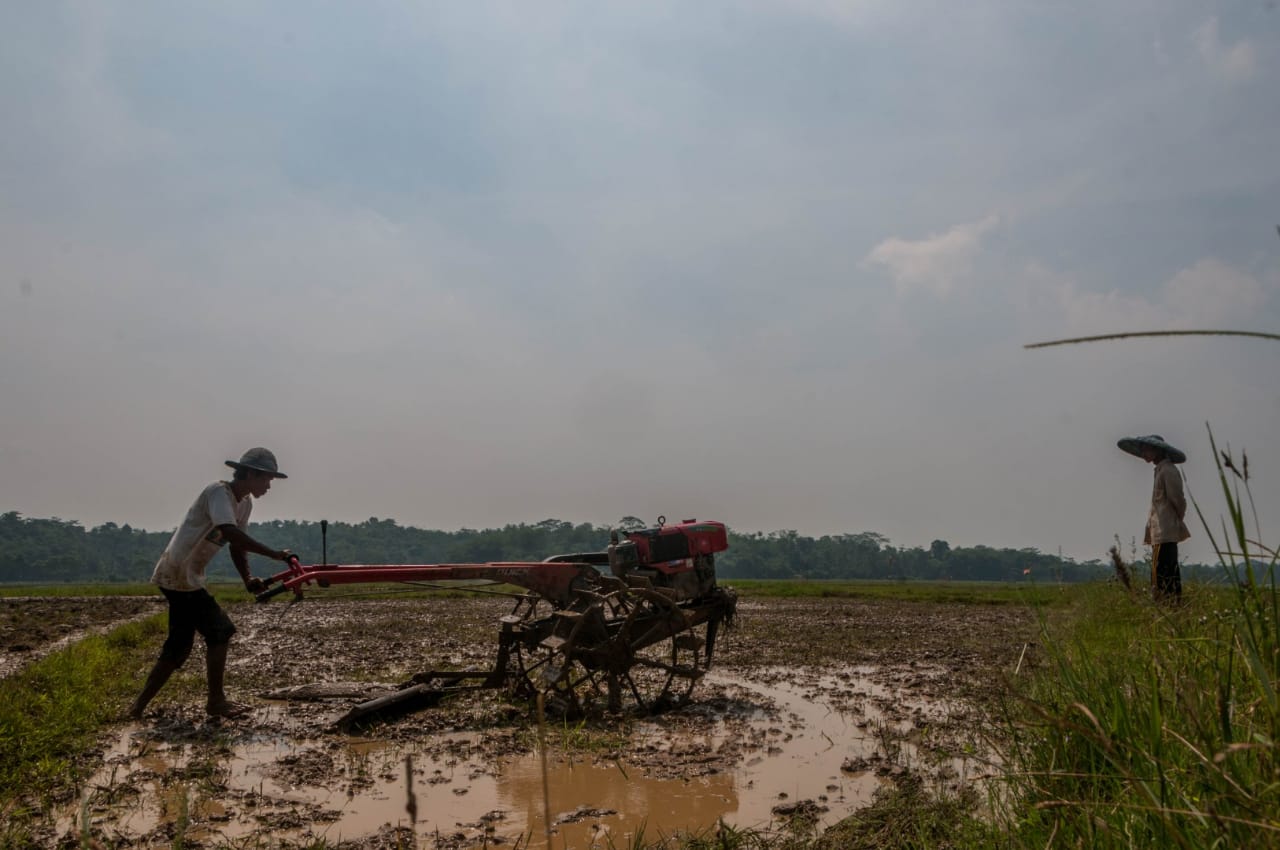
[1017,257,1272,340]
[2,0,1279,565]
[1164,258,1269,325]
[1192,17,1257,84]
[864,215,999,298]
[1016,262,1176,339]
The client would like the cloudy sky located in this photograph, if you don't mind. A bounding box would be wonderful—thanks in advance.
[2,1,1277,564]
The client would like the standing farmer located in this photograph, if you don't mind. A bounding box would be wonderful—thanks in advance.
[129,448,295,719]
[1118,434,1190,602]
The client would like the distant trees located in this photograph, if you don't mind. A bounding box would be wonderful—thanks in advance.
[716,529,1105,582]
[0,511,167,582]
[0,510,1118,584]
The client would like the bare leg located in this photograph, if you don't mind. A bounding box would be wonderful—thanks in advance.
[129,658,180,719]
[206,642,230,713]
[205,643,249,716]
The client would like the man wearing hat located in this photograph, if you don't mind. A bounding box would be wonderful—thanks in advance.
[1118,435,1190,602]
[129,448,295,719]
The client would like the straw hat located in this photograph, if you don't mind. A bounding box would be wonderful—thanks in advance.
[1117,434,1186,464]
[225,447,288,478]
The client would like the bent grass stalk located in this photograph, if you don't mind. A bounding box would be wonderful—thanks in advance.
[1024,329,1280,349]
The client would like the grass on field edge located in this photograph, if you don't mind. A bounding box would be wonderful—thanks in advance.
[0,614,166,817]
[984,427,1280,850]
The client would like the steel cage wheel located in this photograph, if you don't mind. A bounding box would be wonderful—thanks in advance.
[509,591,615,718]
[506,583,710,717]
[609,588,706,714]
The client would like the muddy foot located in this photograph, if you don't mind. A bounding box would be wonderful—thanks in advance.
[207,701,252,718]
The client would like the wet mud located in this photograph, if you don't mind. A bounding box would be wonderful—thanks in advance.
[8,593,1039,848]
[0,596,162,679]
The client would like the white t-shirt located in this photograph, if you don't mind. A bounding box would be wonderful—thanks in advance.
[150,481,253,591]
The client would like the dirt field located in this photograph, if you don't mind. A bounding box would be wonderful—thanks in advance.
[0,595,162,678]
[3,591,1041,848]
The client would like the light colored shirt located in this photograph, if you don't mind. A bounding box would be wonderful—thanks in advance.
[151,481,252,591]
[1145,459,1190,545]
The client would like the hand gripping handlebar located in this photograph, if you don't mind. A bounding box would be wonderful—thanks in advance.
[256,554,303,603]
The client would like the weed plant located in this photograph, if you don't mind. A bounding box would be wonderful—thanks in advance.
[991,427,1280,849]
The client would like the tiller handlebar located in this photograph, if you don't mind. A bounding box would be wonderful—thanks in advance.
[258,556,598,607]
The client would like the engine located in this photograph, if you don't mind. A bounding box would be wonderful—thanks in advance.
[607,518,728,602]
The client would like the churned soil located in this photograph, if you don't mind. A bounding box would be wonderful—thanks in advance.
[0,595,163,679]
[221,594,1041,751]
[4,591,1043,848]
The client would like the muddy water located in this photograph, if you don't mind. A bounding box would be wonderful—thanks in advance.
[67,666,977,848]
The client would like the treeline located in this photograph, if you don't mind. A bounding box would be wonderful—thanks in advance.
[724,530,1111,582]
[0,510,1135,584]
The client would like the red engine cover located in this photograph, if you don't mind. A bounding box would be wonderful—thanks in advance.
[625,519,728,572]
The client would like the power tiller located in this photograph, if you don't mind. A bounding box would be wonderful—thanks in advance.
[258,518,736,725]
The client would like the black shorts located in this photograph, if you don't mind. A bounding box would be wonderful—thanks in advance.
[159,587,237,663]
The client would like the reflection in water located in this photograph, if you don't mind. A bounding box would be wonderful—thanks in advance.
[60,667,972,846]
[499,752,739,847]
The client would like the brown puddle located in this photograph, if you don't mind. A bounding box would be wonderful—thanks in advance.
[63,666,980,847]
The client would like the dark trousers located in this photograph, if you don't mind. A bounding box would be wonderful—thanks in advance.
[1151,542,1182,602]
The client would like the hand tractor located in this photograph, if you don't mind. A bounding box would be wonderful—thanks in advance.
[258,518,736,725]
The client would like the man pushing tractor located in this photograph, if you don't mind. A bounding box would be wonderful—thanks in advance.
[129,448,296,720]
[127,450,734,724]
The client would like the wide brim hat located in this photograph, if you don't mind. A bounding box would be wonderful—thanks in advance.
[1117,434,1186,465]
[225,447,288,478]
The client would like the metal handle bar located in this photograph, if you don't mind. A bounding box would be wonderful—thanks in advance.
[252,558,599,608]
[256,555,304,603]
[255,582,291,603]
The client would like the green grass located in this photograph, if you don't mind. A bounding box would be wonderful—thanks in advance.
[0,615,166,805]
[0,582,157,597]
[986,429,1280,849]
[730,577,1067,607]
[988,581,1280,848]
[814,775,990,849]
[0,581,269,606]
